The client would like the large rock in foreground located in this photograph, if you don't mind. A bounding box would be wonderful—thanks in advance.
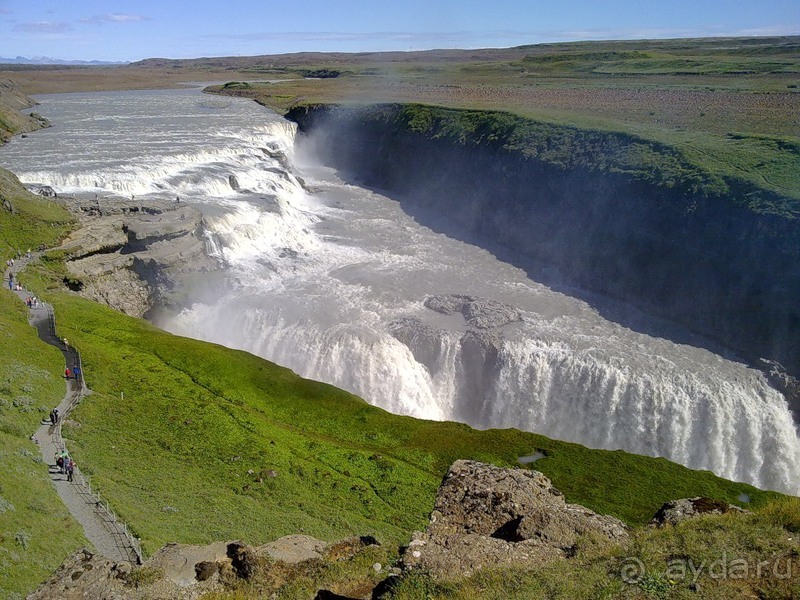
[400,460,628,580]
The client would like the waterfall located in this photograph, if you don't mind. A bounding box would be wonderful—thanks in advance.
[3,88,797,495]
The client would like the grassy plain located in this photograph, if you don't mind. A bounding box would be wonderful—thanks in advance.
[205,37,800,204]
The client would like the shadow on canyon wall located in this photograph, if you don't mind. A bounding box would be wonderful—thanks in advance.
[287,105,800,422]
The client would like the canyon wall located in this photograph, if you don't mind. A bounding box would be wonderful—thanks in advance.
[287,104,800,383]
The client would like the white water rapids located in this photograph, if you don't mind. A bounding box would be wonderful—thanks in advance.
[2,87,797,494]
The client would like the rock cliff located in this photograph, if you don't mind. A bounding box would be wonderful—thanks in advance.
[399,460,628,581]
[56,196,219,317]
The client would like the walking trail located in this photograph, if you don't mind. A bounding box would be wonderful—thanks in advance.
[5,254,141,564]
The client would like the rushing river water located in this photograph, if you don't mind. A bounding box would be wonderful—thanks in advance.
[2,87,798,494]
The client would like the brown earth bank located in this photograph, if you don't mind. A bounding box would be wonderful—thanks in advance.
[0,66,259,95]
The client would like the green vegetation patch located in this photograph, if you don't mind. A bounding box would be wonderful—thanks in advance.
[0,289,87,598]
[382,501,800,599]
[0,168,73,262]
[18,253,780,557]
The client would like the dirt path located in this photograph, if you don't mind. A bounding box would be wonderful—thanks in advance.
[5,255,141,564]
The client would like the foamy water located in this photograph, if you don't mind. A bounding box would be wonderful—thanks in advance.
[2,87,797,494]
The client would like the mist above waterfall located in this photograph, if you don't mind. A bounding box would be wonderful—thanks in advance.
[1,88,797,494]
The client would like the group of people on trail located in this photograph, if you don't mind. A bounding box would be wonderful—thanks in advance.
[64,365,82,380]
[55,450,75,482]
[25,295,40,308]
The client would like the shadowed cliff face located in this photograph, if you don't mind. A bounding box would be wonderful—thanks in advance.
[288,104,800,395]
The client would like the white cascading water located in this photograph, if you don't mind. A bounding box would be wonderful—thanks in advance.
[1,87,797,494]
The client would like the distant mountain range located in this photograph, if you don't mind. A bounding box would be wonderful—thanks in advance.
[0,56,127,66]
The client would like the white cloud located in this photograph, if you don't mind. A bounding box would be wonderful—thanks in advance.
[13,21,72,34]
[81,14,150,25]
[201,25,800,48]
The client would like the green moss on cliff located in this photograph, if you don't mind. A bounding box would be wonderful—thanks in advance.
[292,103,798,216]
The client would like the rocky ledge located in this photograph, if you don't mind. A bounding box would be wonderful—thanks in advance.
[399,460,629,581]
[29,459,754,599]
[54,196,220,317]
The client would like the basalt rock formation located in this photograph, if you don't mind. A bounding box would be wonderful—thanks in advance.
[56,196,220,317]
[650,497,749,527]
[399,460,628,581]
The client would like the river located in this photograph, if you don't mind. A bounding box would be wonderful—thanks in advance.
[1,86,797,494]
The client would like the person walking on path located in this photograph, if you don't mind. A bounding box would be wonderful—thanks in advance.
[66,459,75,482]
[73,365,81,381]
[65,367,72,379]
[63,338,69,351]
[59,450,69,475]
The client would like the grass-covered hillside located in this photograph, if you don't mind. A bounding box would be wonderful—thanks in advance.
[0,79,49,143]
[0,174,796,598]
[0,171,85,599]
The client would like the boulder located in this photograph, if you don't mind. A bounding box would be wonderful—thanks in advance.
[424,294,521,329]
[650,497,748,527]
[400,460,628,580]
[257,534,328,564]
[227,541,259,580]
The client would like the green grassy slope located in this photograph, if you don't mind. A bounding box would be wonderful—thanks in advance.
[0,169,73,260]
[0,173,85,599]
[0,167,790,595]
[13,278,779,556]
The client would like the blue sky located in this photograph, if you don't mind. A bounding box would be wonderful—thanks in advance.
[0,0,797,62]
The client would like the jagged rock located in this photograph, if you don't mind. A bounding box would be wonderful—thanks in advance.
[30,537,344,598]
[400,460,628,581]
[34,185,58,198]
[389,318,446,372]
[55,197,221,317]
[194,561,218,581]
[146,541,230,587]
[27,550,138,600]
[650,497,748,527]
[424,294,521,329]
[227,541,259,580]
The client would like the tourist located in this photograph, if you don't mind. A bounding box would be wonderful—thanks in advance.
[73,366,81,381]
[53,408,59,424]
[65,367,72,379]
[66,459,75,482]
[63,338,69,351]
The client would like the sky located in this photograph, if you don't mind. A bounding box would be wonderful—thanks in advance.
[0,0,797,62]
